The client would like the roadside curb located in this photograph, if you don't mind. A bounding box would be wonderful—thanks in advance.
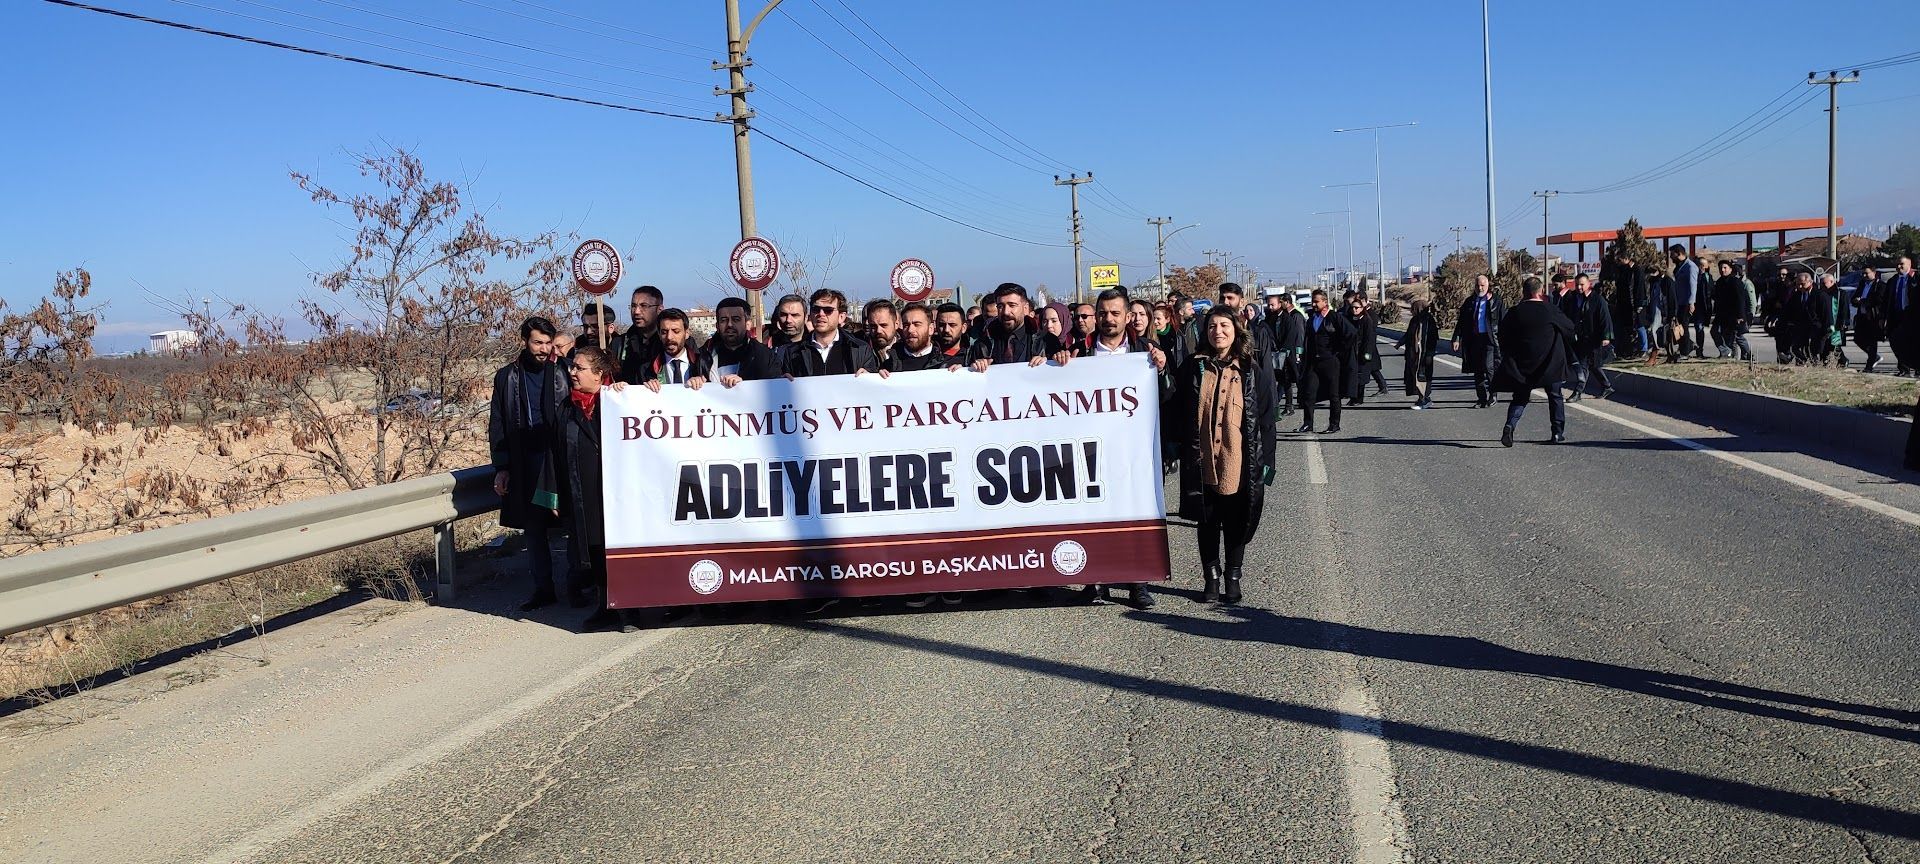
[1379,326,1914,463]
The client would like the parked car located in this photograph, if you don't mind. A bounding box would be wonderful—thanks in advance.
[370,388,448,417]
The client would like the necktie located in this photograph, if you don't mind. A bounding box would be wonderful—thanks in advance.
[671,359,684,384]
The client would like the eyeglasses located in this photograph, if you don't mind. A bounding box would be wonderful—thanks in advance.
[1074,313,1093,320]
[633,302,660,309]
[810,305,840,316]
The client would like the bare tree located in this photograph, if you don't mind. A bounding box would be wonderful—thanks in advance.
[262,147,569,489]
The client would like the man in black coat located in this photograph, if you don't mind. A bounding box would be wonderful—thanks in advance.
[1885,256,1919,376]
[1452,274,1506,407]
[965,283,1066,370]
[1560,273,1614,401]
[702,296,782,384]
[784,288,884,378]
[1492,278,1577,447]
[1294,288,1355,435]
[1264,291,1306,416]
[488,316,571,610]
[615,285,666,384]
[889,302,965,372]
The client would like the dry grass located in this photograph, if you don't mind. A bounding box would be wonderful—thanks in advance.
[0,517,497,705]
[1621,358,1919,416]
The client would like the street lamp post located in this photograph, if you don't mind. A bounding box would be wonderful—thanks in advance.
[1152,219,1200,298]
[1316,197,1360,291]
[1333,122,1417,304]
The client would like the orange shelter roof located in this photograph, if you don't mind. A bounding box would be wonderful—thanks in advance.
[1537,217,1843,246]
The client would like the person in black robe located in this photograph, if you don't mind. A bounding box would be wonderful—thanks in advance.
[487,317,570,611]
[536,346,630,632]
[1452,274,1506,407]
[1395,298,1438,409]
[1491,277,1577,447]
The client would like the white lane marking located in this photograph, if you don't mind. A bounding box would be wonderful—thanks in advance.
[1305,437,1329,485]
[203,628,680,864]
[1432,354,1920,529]
[1338,685,1413,864]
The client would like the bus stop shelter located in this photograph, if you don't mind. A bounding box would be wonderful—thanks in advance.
[1536,217,1846,264]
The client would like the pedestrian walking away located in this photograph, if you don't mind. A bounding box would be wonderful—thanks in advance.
[1492,277,1576,447]
[1173,305,1276,606]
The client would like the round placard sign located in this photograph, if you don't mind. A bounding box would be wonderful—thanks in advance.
[571,240,621,296]
[729,237,780,292]
[890,258,934,302]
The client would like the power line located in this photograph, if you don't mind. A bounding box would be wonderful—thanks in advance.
[170,0,713,110]
[41,0,720,122]
[303,0,711,84]
[754,128,1069,247]
[812,0,1082,179]
[448,0,709,59]
[43,0,1086,250]
[776,5,1059,176]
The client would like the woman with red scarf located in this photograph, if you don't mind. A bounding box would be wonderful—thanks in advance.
[536,346,633,631]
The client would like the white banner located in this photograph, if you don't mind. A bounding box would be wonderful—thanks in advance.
[597,355,1169,606]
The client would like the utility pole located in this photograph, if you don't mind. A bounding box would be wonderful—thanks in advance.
[1450,226,1468,256]
[1809,69,1859,265]
[1481,0,1498,279]
[1055,173,1093,302]
[717,0,784,326]
[1533,190,1559,281]
[1421,242,1438,279]
[1392,235,1405,284]
[1203,248,1225,283]
[1147,217,1171,296]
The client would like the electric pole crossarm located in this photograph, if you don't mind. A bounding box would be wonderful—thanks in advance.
[1809,70,1860,264]
[1055,173,1093,303]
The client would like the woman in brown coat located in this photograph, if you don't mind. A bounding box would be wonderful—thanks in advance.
[1173,306,1277,604]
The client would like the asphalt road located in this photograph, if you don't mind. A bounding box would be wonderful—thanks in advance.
[3,344,1916,864]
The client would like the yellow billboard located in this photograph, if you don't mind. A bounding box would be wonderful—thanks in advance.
[1089,264,1121,289]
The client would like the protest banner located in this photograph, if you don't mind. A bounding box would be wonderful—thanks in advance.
[599,356,1169,607]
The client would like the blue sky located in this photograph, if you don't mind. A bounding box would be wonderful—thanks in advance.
[4,0,1916,350]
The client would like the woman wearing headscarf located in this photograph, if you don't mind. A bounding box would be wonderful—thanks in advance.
[1038,302,1068,343]
[1395,297,1439,409]
[536,346,634,632]
[1173,305,1276,604]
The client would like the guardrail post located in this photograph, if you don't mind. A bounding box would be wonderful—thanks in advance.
[434,521,457,601]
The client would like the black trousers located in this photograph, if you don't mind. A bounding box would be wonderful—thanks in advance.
[1504,383,1566,435]
[1197,488,1251,572]
[1300,361,1341,428]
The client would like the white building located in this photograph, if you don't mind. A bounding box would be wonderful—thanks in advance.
[148,330,199,354]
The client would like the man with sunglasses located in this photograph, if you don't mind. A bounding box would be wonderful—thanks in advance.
[1068,302,1096,345]
[783,288,884,378]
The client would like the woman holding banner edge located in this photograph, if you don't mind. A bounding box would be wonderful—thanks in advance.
[1173,305,1277,605]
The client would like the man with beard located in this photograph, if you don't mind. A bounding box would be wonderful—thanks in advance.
[932,302,971,364]
[702,297,781,385]
[889,302,962,372]
[1264,290,1306,416]
[785,288,884,378]
[863,299,901,368]
[1886,256,1918,376]
[966,283,1065,370]
[1452,274,1505,407]
[577,301,619,352]
[616,285,667,384]
[1295,289,1355,434]
[1057,288,1167,609]
[489,317,571,611]
[636,308,708,389]
[765,292,807,354]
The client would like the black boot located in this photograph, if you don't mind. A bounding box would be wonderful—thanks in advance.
[1201,564,1221,603]
[519,586,557,612]
[1222,569,1243,605]
[1129,584,1156,610]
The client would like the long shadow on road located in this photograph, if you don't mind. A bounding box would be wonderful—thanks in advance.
[790,618,1920,840]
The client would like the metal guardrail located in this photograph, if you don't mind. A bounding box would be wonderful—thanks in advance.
[0,466,500,637]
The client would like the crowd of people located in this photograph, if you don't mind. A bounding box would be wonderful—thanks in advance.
[489,278,1390,629]
[491,262,1920,631]
[1595,248,1920,375]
